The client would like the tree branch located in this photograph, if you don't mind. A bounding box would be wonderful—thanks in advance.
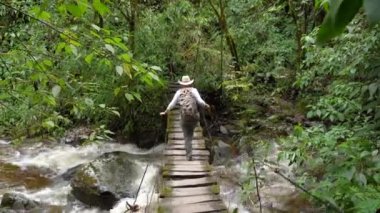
[0,2,79,43]
[208,0,221,19]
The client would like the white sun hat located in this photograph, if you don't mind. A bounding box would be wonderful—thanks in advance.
[178,75,194,85]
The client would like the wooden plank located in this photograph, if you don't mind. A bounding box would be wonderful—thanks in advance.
[164,150,209,156]
[166,177,216,188]
[169,117,181,121]
[163,171,209,178]
[167,201,227,213]
[169,121,200,127]
[165,160,209,166]
[168,132,203,139]
[160,194,220,206]
[168,139,205,144]
[167,127,202,133]
[170,186,216,197]
[166,155,209,161]
[167,144,206,150]
[165,165,210,172]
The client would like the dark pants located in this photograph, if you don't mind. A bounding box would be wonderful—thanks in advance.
[181,120,198,160]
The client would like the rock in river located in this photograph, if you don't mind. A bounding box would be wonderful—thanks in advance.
[70,151,142,210]
[0,192,40,210]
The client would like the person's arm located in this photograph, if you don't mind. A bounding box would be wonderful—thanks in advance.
[160,90,180,115]
[191,88,209,108]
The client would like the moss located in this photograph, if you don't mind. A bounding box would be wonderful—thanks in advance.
[157,206,167,213]
[0,162,52,189]
[211,184,220,194]
[204,164,212,171]
[160,186,172,197]
[162,170,170,177]
[75,169,97,186]
[162,164,172,172]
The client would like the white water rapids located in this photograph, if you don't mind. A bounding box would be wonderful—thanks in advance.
[0,139,251,212]
[0,140,164,212]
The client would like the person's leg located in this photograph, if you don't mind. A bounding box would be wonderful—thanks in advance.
[181,121,196,161]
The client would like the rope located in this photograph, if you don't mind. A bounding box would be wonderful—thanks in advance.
[257,160,343,212]
[252,157,262,213]
[125,108,166,212]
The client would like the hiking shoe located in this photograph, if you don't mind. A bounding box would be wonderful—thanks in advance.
[186,155,192,161]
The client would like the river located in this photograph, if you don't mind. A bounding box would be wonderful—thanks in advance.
[0,139,164,212]
[0,139,250,212]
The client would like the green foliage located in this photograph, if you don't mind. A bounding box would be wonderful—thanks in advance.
[317,0,380,42]
[0,0,164,140]
[279,125,380,210]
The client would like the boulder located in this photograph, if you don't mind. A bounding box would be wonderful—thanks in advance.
[212,140,233,165]
[70,152,142,210]
[61,126,92,146]
[0,192,39,210]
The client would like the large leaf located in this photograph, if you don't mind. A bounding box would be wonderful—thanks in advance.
[30,6,51,21]
[51,85,61,98]
[125,93,134,102]
[66,0,87,18]
[317,0,363,43]
[105,44,115,54]
[93,0,110,16]
[116,65,123,76]
[364,0,380,23]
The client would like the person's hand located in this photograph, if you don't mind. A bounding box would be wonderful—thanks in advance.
[160,111,167,116]
[205,104,210,109]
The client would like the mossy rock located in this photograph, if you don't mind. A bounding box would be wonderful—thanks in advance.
[70,151,142,210]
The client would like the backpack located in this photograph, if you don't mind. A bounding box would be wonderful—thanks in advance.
[179,88,199,122]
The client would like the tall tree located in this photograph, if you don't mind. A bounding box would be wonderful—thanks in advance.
[208,0,240,71]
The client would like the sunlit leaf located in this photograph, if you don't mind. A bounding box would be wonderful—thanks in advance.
[148,72,160,81]
[150,65,162,72]
[105,44,115,54]
[56,42,66,53]
[45,96,56,106]
[85,53,95,64]
[112,110,120,117]
[125,93,134,102]
[91,24,101,31]
[123,64,132,79]
[119,53,131,63]
[52,85,61,98]
[93,0,110,16]
[132,92,142,102]
[66,4,83,17]
[42,120,55,129]
[43,59,53,67]
[70,44,78,56]
[30,6,51,21]
[114,87,121,96]
[116,65,123,76]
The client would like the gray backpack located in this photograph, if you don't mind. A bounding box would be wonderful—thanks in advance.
[179,88,199,122]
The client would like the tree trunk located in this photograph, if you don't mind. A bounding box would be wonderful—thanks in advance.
[129,0,137,53]
[209,0,240,71]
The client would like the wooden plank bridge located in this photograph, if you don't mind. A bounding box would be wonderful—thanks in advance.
[157,106,227,213]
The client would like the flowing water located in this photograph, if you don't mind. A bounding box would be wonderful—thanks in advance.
[0,138,266,212]
[0,139,164,212]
